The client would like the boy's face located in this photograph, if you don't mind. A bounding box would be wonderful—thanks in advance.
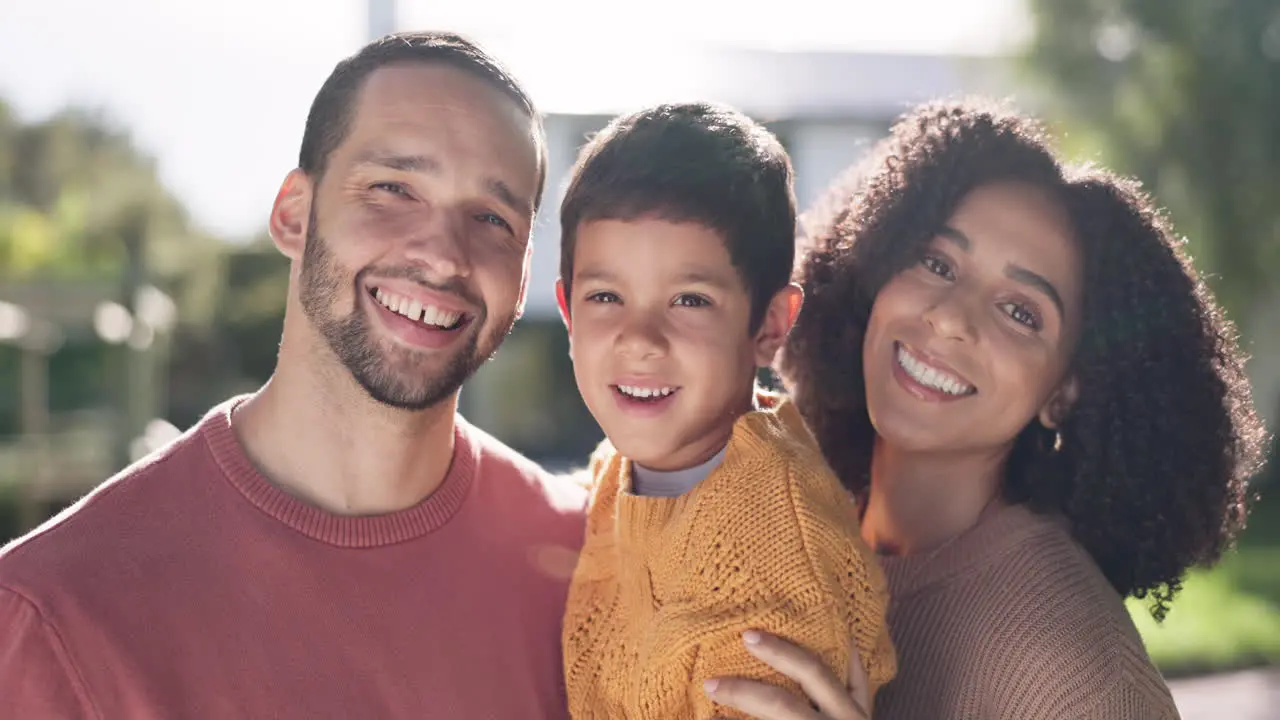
[558,218,799,471]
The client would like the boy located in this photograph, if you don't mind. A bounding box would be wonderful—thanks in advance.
[556,102,896,719]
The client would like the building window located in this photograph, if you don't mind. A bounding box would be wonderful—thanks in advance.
[458,317,602,472]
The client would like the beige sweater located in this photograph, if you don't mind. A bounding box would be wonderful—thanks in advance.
[874,503,1180,719]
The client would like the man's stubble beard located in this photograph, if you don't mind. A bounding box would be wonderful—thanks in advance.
[296,213,517,412]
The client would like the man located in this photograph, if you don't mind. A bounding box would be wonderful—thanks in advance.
[0,32,587,718]
[0,30,870,720]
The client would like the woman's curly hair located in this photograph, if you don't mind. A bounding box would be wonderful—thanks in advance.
[778,98,1270,620]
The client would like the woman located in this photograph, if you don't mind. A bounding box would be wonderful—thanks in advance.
[706,99,1268,719]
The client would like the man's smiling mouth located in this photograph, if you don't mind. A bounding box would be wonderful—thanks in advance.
[371,287,466,330]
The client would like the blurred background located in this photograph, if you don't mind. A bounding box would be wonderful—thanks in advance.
[0,0,1277,712]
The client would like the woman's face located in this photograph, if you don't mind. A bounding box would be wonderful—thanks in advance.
[861,180,1085,456]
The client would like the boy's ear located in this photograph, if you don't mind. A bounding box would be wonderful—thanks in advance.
[268,168,313,261]
[555,278,571,333]
[753,283,804,367]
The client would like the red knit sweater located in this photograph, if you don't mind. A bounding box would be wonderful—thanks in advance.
[0,397,587,719]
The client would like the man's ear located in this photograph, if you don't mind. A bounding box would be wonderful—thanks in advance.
[1038,375,1079,429]
[753,283,804,367]
[514,241,533,321]
[269,168,313,261]
[555,278,571,333]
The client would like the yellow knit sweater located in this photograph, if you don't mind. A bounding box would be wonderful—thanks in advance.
[562,394,896,719]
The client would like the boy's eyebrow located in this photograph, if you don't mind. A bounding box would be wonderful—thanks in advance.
[573,269,617,284]
[574,268,738,290]
[674,270,737,290]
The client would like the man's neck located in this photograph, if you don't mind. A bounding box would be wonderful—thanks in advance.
[860,439,1006,556]
[232,329,457,517]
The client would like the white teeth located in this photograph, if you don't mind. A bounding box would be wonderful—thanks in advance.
[617,385,676,399]
[372,287,463,329]
[896,345,973,396]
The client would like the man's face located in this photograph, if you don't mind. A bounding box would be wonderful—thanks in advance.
[284,63,541,411]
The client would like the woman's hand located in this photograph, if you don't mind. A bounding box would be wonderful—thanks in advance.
[705,631,871,720]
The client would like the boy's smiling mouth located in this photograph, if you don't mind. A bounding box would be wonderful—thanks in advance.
[614,384,679,400]
[610,383,682,414]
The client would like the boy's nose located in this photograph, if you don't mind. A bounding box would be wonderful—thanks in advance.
[615,314,669,360]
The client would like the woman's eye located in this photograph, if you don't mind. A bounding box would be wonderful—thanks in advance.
[1002,302,1042,330]
[920,253,954,280]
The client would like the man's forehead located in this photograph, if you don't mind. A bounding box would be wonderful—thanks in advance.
[336,64,540,206]
[352,63,531,134]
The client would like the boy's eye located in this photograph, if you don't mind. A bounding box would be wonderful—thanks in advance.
[673,294,711,308]
[586,291,620,304]
[920,253,955,280]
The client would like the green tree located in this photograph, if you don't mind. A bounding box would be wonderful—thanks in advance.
[1023,0,1280,321]
[0,105,225,437]
[0,107,222,304]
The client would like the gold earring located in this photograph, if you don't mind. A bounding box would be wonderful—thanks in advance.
[1053,431,1063,453]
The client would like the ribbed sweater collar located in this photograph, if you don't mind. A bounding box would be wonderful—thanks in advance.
[200,396,476,548]
[879,502,1063,599]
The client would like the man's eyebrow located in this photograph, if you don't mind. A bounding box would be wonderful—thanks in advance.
[352,152,532,217]
[352,152,438,173]
[486,178,533,218]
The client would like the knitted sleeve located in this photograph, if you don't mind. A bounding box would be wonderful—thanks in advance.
[665,461,896,719]
[1082,679,1182,720]
[0,587,100,719]
[972,563,1181,720]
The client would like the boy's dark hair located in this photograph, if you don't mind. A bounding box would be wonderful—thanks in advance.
[298,31,546,208]
[559,102,796,332]
[779,98,1269,621]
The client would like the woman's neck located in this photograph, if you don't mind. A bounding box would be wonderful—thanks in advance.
[860,438,1007,556]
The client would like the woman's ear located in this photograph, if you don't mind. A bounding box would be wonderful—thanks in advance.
[1038,375,1079,429]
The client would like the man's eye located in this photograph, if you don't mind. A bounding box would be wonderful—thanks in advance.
[370,182,410,197]
[476,213,513,233]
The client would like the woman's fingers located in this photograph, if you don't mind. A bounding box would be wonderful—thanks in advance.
[705,631,870,720]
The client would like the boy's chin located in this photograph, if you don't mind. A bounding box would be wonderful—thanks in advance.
[606,434,685,472]
[610,440,672,471]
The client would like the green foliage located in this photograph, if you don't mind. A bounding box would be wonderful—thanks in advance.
[1023,0,1280,319]
[0,104,230,440]
[1130,494,1280,676]
[0,106,217,287]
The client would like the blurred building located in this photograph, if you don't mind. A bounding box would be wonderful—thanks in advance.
[456,40,1018,469]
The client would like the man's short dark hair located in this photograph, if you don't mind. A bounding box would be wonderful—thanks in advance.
[559,102,796,332]
[298,31,546,209]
